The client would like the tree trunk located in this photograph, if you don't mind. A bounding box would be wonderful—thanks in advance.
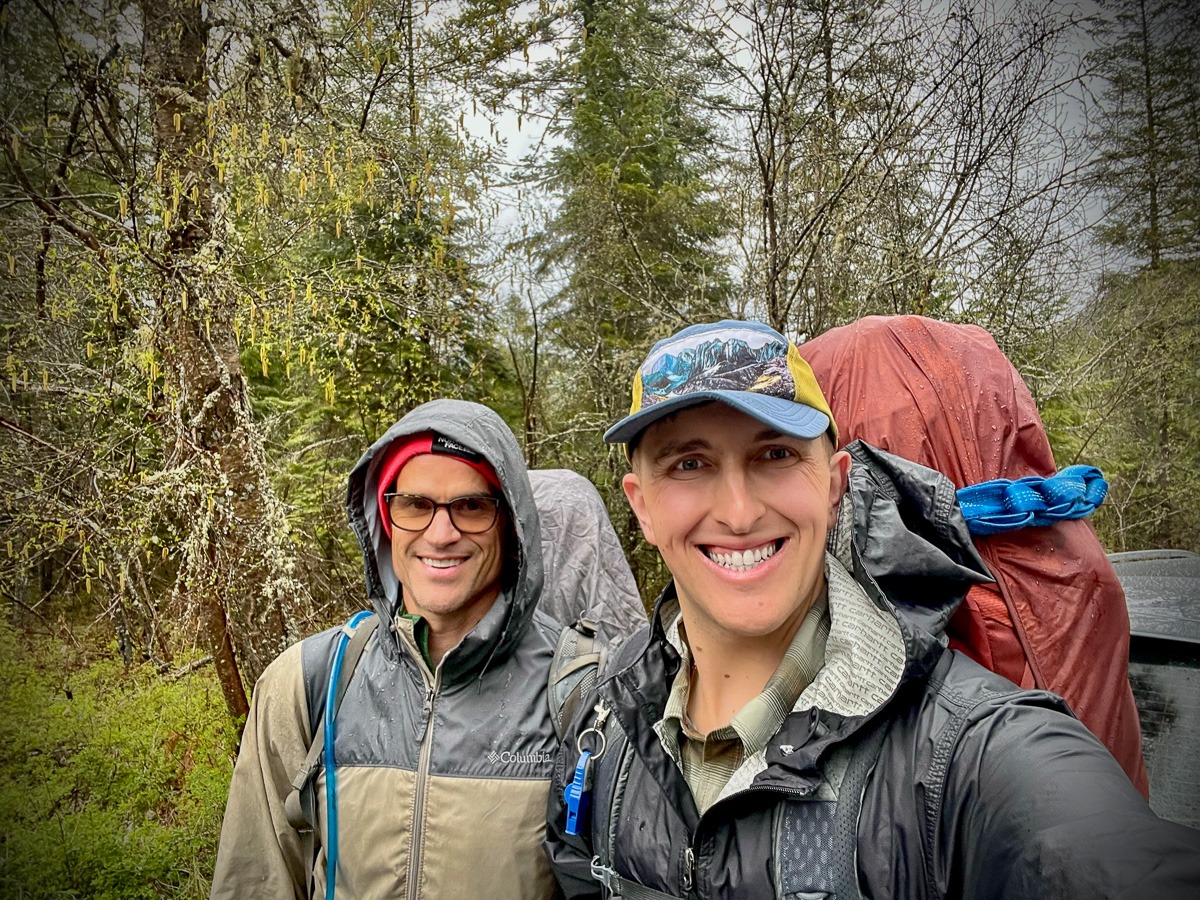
[1137,0,1162,268]
[139,0,299,722]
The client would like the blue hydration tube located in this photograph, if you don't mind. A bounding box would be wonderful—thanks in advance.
[324,609,375,900]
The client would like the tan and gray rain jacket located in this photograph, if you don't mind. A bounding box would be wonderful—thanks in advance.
[212,400,642,899]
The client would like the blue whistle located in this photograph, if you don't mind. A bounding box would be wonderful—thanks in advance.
[563,749,593,836]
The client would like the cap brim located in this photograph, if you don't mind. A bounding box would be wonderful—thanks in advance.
[603,391,830,445]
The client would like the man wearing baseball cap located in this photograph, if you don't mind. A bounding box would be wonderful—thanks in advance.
[214,399,611,898]
[546,320,1200,898]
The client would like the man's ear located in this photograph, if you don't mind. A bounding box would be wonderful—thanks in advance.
[622,471,657,546]
[827,449,851,528]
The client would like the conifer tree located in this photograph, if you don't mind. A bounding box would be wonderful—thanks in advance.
[1071,0,1200,551]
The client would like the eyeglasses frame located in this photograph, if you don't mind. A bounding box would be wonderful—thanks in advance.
[382,491,503,534]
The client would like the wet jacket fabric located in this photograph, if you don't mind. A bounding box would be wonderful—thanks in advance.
[800,314,1148,794]
[214,400,570,899]
[546,442,1200,900]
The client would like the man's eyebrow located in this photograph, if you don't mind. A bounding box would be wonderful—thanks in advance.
[651,437,710,465]
[753,427,785,442]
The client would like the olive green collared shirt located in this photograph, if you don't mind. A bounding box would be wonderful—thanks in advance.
[661,590,830,814]
[398,606,432,668]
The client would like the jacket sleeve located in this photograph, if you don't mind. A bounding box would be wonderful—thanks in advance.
[945,695,1200,899]
[545,708,602,899]
[211,642,311,900]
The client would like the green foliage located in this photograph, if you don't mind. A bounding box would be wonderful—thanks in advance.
[1063,262,1200,552]
[539,0,732,369]
[0,0,168,628]
[1070,0,1200,550]
[0,621,236,898]
[2,0,513,659]
[227,104,511,618]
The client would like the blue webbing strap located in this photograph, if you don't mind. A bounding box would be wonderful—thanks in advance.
[956,465,1108,536]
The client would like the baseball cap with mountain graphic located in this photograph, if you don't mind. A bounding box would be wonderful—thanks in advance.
[604,320,837,447]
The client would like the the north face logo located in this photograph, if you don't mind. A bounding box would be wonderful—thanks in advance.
[431,434,484,462]
[487,748,554,765]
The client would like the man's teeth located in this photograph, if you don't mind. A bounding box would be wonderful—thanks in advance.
[707,543,776,571]
[422,558,461,569]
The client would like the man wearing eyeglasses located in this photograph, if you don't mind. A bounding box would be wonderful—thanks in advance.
[213,399,578,899]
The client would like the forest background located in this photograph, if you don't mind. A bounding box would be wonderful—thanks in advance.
[0,0,1196,895]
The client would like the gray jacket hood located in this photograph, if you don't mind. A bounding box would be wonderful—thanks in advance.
[346,399,543,680]
[840,440,992,679]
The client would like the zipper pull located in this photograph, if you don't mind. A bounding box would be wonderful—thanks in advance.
[592,700,611,730]
[417,685,435,741]
[682,846,694,893]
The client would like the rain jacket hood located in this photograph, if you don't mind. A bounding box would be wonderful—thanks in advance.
[346,398,543,680]
[837,440,991,675]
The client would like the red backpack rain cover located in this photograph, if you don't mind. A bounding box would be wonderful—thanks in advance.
[801,315,1149,795]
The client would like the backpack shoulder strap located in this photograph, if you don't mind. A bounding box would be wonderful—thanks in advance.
[283,613,379,899]
[830,712,892,900]
[548,617,605,741]
[286,615,379,809]
[574,699,655,898]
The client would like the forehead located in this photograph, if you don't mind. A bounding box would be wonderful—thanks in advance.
[392,453,490,495]
[636,402,818,459]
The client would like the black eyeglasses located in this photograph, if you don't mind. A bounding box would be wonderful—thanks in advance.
[383,492,502,534]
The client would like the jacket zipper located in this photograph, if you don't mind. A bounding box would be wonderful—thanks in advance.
[601,699,623,865]
[680,781,819,897]
[407,666,441,900]
[594,694,822,897]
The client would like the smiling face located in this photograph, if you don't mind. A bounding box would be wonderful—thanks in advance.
[389,453,506,636]
[622,403,850,647]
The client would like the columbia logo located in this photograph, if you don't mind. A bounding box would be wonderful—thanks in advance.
[486,748,555,765]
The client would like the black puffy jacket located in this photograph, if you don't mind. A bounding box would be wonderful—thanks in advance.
[546,443,1200,899]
